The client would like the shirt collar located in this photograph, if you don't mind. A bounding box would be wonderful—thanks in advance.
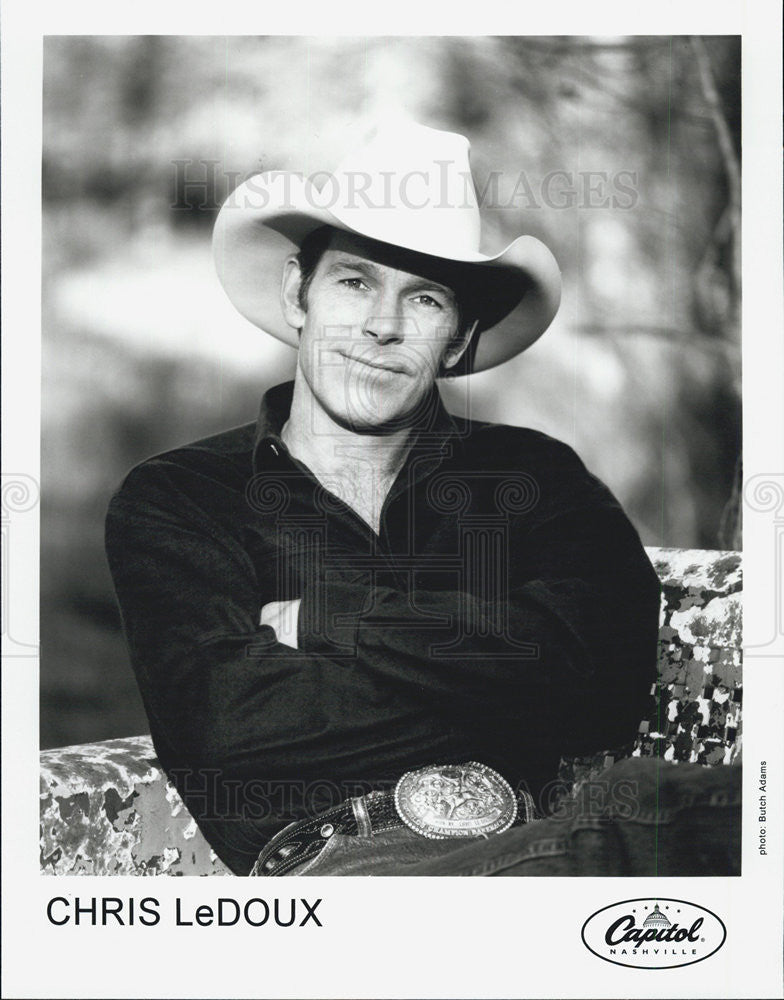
[252,380,462,476]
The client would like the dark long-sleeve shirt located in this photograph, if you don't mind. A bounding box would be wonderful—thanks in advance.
[105,380,660,874]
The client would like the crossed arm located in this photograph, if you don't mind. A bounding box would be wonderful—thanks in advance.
[106,458,660,775]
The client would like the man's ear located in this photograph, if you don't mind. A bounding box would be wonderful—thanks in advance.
[280,255,306,329]
[442,320,479,371]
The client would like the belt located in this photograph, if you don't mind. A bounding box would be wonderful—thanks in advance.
[251,761,537,877]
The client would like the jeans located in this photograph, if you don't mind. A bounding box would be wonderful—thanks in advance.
[275,758,741,877]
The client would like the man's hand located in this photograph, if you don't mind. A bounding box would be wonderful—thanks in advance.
[260,598,301,649]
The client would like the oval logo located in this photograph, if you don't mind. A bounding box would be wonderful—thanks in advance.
[581,898,726,970]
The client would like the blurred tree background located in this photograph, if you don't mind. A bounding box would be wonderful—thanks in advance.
[41,35,741,748]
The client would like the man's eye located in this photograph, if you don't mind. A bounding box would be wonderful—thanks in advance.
[414,294,443,309]
[340,278,368,290]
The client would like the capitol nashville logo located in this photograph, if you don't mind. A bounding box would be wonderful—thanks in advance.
[581,898,726,969]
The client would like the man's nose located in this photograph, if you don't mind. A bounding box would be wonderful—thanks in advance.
[362,311,408,345]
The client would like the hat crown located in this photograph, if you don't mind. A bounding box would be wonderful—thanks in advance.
[308,122,482,258]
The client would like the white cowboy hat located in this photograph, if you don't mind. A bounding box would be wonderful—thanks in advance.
[212,121,561,373]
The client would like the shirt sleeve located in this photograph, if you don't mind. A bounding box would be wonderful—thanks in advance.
[105,460,383,773]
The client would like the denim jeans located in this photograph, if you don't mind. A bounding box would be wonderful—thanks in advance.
[277,758,741,877]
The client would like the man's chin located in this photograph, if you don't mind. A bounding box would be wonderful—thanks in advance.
[327,404,421,436]
[312,379,433,436]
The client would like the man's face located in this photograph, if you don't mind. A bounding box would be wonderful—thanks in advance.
[281,230,475,433]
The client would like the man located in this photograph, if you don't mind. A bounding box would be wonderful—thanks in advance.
[105,122,662,876]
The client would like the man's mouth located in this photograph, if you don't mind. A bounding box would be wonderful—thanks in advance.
[338,351,410,375]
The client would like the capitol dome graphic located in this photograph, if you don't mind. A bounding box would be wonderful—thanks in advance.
[642,904,671,929]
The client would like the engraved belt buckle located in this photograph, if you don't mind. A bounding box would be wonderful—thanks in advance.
[394,761,518,840]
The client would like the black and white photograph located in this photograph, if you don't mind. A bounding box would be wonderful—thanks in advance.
[2,5,782,999]
[39,33,742,879]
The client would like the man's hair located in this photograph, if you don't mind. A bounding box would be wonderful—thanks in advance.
[295,225,481,373]
[296,226,336,312]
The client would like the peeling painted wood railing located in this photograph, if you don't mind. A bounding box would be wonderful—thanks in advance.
[40,547,742,876]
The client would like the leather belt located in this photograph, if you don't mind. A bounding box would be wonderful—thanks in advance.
[251,762,537,877]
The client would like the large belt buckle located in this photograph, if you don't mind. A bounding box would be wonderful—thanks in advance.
[394,761,518,840]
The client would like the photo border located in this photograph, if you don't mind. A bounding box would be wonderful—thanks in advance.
[2,2,782,998]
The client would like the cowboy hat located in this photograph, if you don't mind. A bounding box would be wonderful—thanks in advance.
[212,121,561,373]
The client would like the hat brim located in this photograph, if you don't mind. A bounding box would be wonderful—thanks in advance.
[212,174,561,374]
